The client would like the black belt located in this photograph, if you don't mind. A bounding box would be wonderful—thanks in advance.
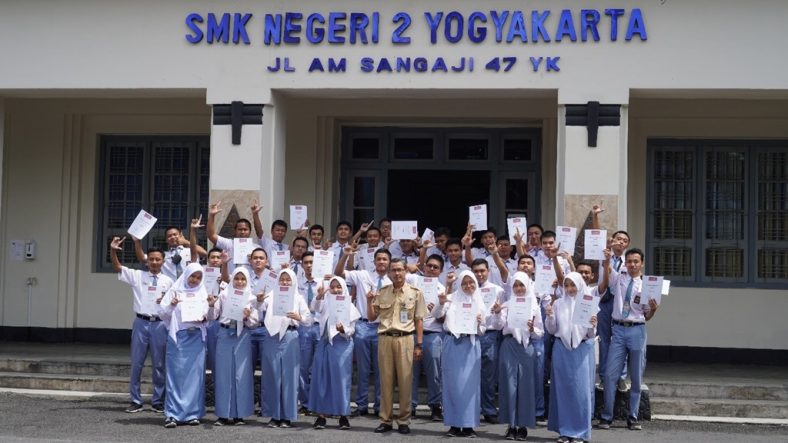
[359,318,370,322]
[136,313,161,322]
[485,329,502,334]
[380,330,414,337]
[613,319,644,327]
[423,330,440,335]
[287,326,298,331]
[220,323,236,329]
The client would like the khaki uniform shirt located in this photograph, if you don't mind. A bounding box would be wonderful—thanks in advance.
[372,283,428,334]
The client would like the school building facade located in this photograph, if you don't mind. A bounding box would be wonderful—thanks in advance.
[0,1,786,363]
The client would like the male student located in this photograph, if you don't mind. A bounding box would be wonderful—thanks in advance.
[597,248,659,432]
[356,226,384,271]
[110,236,172,414]
[251,200,289,260]
[289,236,309,277]
[424,227,451,261]
[497,235,519,275]
[464,227,510,289]
[308,224,325,251]
[437,238,469,285]
[206,201,259,273]
[133,226,207,281]
[297,251,321,413]
[396,239,420,266]
[331,221,354,269]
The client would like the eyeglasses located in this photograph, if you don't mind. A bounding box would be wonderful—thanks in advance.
[426,263,441,269]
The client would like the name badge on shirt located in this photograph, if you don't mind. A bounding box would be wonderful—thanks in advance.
[633,295,641,304]
[400,303,409,323]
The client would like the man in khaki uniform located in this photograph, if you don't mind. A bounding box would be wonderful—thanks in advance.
[367,258,427,434]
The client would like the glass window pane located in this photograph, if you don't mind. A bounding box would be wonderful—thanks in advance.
[353,176,375,207]
[505,179,527,209]
[757,151,788,241]
[503,138,532,161]
[654,210,693,240]
[448,138,488,160]
[654,247,692,277]
[705,248,744,278]
[353,209,375,233]
[393,138,433,159]
[351,138,379,159]
[758,249,788,279]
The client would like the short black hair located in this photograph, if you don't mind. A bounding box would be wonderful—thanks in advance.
[471,258,489,269]
[309,224,324,234]
[380,217,392,225]
[612,230,631,241]
[518,254,535,266]
[527,223,544,233]
[235,218,252,229]
[250,247,267,258]
[366,226,381,236]
[445,238,462,249]
[336,220,353,231]
[302,251,314,259]
[434,227,451,238]
[576,260,595,272]
[147,247,165,258]
[389,258,407,268]
[272,219,288,230]
[208,247,223,255]
[541,230,557,241]
[625,248,644,262]
[292,236,309,248]
[481,228,497,237]
[374,248,392,261]
[164,226,181,234]
[497,235,510,243]
[426,254,445,269]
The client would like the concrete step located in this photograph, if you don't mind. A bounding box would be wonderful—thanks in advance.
[0,358,146,378]
[651,397,788,419]
[0,371,152,394]
[648,380,788,401]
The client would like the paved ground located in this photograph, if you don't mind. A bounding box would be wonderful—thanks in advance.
[0,393,785,443]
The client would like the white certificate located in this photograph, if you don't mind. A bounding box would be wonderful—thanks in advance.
[479,287,497,310]
[662,280,671,296]
[289,205,308,230]
[572,293,601,328]
[312,249,334,280]
[141,286,160,315]
[203,267,221,296]
[127,209,157,240]
[392,221,418,240]
[233,238,255,265]
[418,276,439,306]
[329,293,351,327]
[271,250,290,270]
[455,301,478,335]
[273,285,294,317]
[534,264,555,295]
[179,292,205,323]
[507,295,536,330]
[507,217,528,244]
[261,269,279,295]
[584,229,607,260]
[468,204,488,231]
[556,226,578,256]
[642,275,664,305]
[223,289,247,321]
[422,228,435,244]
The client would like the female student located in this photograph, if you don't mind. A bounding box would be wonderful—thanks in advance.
[433,270,487,438]
[545,272,598,443]
[494,272,543,440]
[261,268,311,428]
[209,267,259,426]
[309,276,360,430]
[158,262,210,428]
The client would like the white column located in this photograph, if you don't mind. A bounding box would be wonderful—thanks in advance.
[555,93,629,232]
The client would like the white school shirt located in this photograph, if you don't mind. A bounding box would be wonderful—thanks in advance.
[118,267,174,316]
[496,295,544,346]
[356,243,383,271]
[470,247,507,288]
[397,250,420,266]
[478,281,505,330]
[433,291,488,341]
[207,289,260,329]
[261,291,312,336]
[344,269,392,322]
[331,241,349,269]
[258,233,288,266]
[161,245,191,281]
[298,274,320,314]
[387,241,403,258]
[215,235,259,273]
[406,274,446,333]
[609,269,650,323]
[310,296,360,342]
[439,262,470,286]
[545,294,597,350]
[533,253,571,305]
[504,257,519,275]
[425,245,445,261]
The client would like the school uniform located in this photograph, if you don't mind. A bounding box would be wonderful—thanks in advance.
[158,263,210,423]
[545,273,597,442]
[215,235,260,273]
[439,262,469,286]
[308,277,361,418]
[477,280,505,418]
[356,243,383,271]
[432,270,487,430]
[208,268,260,421]
[117,266,173,408]
[331,240,349,270]
[410,277,446,414]
[297,274,321,410]
[496,272,543,429]
[344,269,391,414]
[471,247,507,288]
[397,249,420,266]
[258,233,289,268]
[161,245,191,281]
[204,271,227,373]
[261,269,312,422]
[248,269,273,414]
[597,255,627,383]
[602,268,652,424]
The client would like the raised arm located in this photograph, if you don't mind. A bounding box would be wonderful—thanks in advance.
[597,248,612,294]
[591,202,604,230]
[488,242,509,282]
[189,215,203,263]
[462,227,474,266]
[351,221,371,244]
[110,236,126,273]
[206,201,222,244]
[513,228,527,260]
[251,199,264,240]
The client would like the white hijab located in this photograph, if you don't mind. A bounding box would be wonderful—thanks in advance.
[446,270,484,344]
[507,271,538,348]
[321,276,361,344]
[264,268,301,340]
[167,262,207,343]
[553,272,591,350]
[226,267,253,336]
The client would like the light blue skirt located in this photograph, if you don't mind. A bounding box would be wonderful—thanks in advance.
[308,334,354,416]
[441,335,481,428]
[165,328,206,421]
[548,339,595,440]
[214,327,254,419]
[498,336,537,427]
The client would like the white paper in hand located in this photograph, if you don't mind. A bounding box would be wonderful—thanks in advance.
[128,210,157,240]
[556,226,577,256]
[642,275,664,305]
[571,293,600,328]
[312,249,334,280]
[422,228,435,244]
[507,217,527,244]
[271,250,291,270]
[584,229,607,260]
[392,221,418,240]
[469,205,488,231]
[289,205,308,230]
[233,238,255,265]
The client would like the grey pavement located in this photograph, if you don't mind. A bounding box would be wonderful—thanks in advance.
[0,393,786,443]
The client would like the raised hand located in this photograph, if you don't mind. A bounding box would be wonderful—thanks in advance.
[250,199,262,215]
[191,214,204,229]
[316,285,326,301]
[437,291,447,306]
[592,202,605,215]
[110,236,126,250]
[207,295,218,307]
[209,201,223,216]
[220,250,230,264]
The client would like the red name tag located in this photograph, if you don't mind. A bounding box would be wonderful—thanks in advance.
[583,295,593,301]
[336,296,345,301]
[234,290,244,296]
[516,297,525,302]
[462,303,472,308]
[147,286,156,291]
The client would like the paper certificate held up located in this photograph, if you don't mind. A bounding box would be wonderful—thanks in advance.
[392,221,418,240]
[556,226,578,256]
[422,228,435,245]
[233,238,255,265]
[203,267,221,295]
[329,293,351,328]
[469,205,488,231]
[584,229,607,260]
[419,277,439,306]
[179,292,206,323]
[273,285,294,317]
[571,293,600,328]
[642,275,664,305]
[261,269,279,295]
[507,296,536,330]
[312,249,334,280]
[455,301,478,335]
[289,205,308,230]
[223,289,247,321]
[534,264,555,295]
[271,250,290,270]
[507,217,527,244]
[128,209,157,240]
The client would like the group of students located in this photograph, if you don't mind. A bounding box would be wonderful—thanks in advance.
[112,201,659,443]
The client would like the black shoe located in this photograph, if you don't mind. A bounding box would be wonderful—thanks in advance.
[516,427,528,441]
[398,424,411,434]
[355,408,369,417]
[338,416,351,430]
[299,406,309,415]
[374,423,393,433]
[430,405,444,421]
[596,419,611,430]
[535,415,547,426]
[446,426,463,437]
[125,402,143,413]
[462,428,477,438]
[164,417,177,428]
[313,417,327,429]
[214,418,231,426]
[483,414,499,424]
[556,437,569,443]
[411,408,418,419]
[627,417,642,430]
[505,426,517,440]
[280,420,292,428]
[267,419,280,428]
[569,439,585,443]
[187,419,200,426]
[233,418,245,426]
[151,404,164,413]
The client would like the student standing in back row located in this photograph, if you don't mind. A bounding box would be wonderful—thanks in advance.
[110,236,171,414]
